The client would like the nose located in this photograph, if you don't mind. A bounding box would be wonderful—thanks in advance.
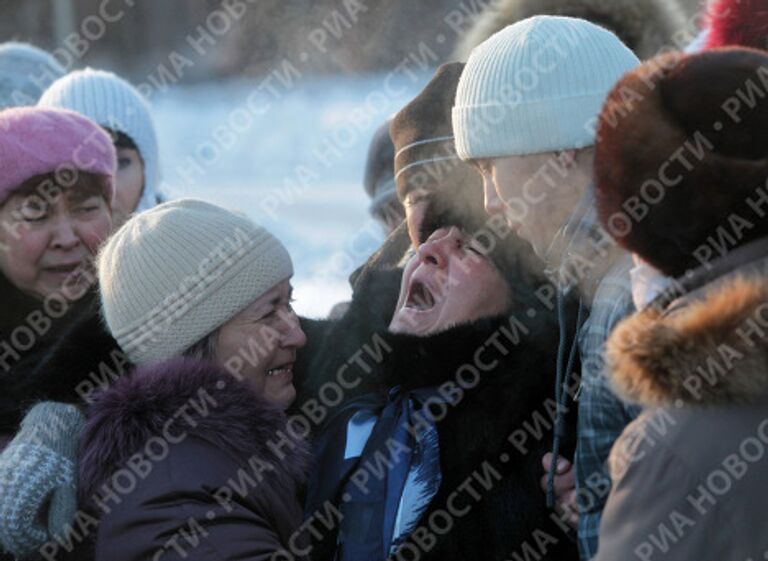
[281,309,307,349]
[49,215,81,251]
[483,174,504,215]
[418,227,460,268]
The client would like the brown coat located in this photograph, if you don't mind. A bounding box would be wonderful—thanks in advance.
[594,247,768,561]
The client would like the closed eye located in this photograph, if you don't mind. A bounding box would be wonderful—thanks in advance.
[467,245,483,255]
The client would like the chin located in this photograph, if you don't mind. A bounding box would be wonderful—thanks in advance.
[389,312,432,336]
[271,385,296,410]
[390,308,453,337]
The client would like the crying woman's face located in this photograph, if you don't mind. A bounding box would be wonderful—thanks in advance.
[389,226,511,336]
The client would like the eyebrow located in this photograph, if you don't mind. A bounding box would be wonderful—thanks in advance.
[67,192,100,203]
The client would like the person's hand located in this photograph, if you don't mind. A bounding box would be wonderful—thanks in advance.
[0,402,83,557]
[541,453,578,529]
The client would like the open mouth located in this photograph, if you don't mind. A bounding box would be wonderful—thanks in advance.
[267,363,294,377]
[405,280,436,312]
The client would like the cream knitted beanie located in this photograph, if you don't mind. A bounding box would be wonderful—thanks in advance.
[98,199,293,365]
[453,16,640,158]
[38,68,161,212]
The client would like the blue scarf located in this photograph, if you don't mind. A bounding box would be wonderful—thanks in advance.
[307,386,448,561]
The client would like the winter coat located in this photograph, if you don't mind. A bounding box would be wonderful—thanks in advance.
[0,305,127,561]
[594,236,768,561]
[1,241,402,561]
[77,357,311,561]
[0,275,106,561]
[452,0,688,62]
[0,273,101,448]
[302,300,579,561]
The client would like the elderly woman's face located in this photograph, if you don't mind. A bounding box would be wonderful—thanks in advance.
[0,179,112,300]
[389,227,510,336]
[215,280,307,409]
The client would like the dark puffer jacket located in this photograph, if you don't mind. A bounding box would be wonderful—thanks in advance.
[77,358,311,561]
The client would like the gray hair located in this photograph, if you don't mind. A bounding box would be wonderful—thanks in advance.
[183,328,219,362]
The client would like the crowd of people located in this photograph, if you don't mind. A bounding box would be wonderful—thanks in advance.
[0,0,767,560]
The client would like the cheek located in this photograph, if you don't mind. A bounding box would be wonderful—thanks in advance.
[6,228,49,264]
[0,229,48,288]
[491,167,509,196]
[77,214,112,253]
[457,262,507,309]
[440,265,477,312]
[115,166,145,212]
[479,269,511,314]
[216,328,268,389]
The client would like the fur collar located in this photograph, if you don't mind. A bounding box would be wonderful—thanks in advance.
[79,357,311,504]
[607,276,768,407]
[371,312,559,393]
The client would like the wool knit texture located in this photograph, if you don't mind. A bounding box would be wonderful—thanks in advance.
[39,68,161,212]
[98,199,293,365]
[452,16,640,158]
[0,402,83,557]
[0,106,117,205]
[0,42,65,109]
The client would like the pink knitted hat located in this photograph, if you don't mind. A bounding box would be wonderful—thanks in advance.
[0,106,116,205]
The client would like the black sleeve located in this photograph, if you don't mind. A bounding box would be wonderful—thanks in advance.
[30,308,130,406]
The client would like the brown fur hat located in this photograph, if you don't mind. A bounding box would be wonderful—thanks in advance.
[390,62,485,241]
[594,47,768,277]
[453,0,688,61]
[363,119,401,222]
[391,63,543,286]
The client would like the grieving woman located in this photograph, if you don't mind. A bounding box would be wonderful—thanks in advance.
[0,107,115,560]
[1,69,164,557]
[76,200,310,561]
[303,213,577,561]
[299,62,578,561]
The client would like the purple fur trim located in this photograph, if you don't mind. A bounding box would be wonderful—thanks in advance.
[78,357,311,504]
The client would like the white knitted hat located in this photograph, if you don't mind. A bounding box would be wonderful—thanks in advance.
[453,16,640,159]
[0,42,65,109]
[98,199,293,365]
[38,68,160,212]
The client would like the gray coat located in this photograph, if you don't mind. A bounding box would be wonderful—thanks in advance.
[595,239,768,561]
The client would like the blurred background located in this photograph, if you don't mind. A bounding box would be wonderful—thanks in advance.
[1,0,705,316]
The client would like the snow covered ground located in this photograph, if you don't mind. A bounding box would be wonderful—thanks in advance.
[152,72,431,318]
